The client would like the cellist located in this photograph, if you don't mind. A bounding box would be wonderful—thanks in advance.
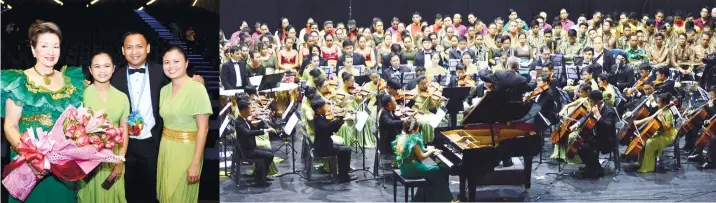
[686,86,716,169]
[551,84,592,162]
[626,93,677,173]
[574,90,617,179]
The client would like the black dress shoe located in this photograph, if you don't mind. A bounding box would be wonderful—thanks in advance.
[688,154,704,162]
[698,162,716,170]
[266,177,275,181]
[253,181,272,187]
[502,159,514,167]
[337,174,357,183]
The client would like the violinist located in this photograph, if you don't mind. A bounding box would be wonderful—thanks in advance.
[686,87,716,169]
[379,95,408,158]
[412,76,446,143]
[609,53,636,92]
[563,64,600,98]
[552,84,592,162]
[236,100,277,186]
[624,64,652,99]
[652,67,678,97]
[382,53,410,80]
[625,93,677,173]
[337,55,360,84]
[405,66,427,90]
[465,81,492,107]
[597,74,616,107]
[454,65,476,87]
[338,72,377,147]
[312,99,357,182]
[574,90,617,179]
[306,64,326,88]
[301,87,345,144]
[376,78,406,108]
[526,74,558,131]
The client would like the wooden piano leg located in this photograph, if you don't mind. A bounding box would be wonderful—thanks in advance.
[524,156,533,192]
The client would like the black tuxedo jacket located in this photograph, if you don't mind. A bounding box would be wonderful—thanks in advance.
[381,53,407,70]
[221,60,249,89]
[379,109,403,152]
[235,116,263,153]
[111,62,169,148]
[594,48,614,73]
[313,115,344,156]
[609,64,635,91]
[413,50,434,67]
[449,49,475,60]
[593,105,617,153]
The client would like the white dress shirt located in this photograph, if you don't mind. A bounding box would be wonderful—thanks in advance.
[127,64,156,140]
[232,59,243,87]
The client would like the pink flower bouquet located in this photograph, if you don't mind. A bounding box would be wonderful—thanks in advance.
[1,106,125,201]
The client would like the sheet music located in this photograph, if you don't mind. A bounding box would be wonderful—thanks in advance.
[249,75,263,86]
[282,100,295,120]
[355,111,369,132]
[284,113,299,135]
[431,109,446,128]
[219,116,231,137]
[220,103,232,116]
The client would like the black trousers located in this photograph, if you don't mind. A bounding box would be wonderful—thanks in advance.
[684,127,701,150]
[335,144,352,177]
[577,143,602,172]
[708,136,716,163]
[248,148,274,182]
[125,138,159,203]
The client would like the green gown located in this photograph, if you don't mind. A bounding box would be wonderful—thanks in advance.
[77,85,130,203]
[391,133,453,202]
[638,108,677,173]
[411,89,440,143]
[1,66,85,203]
[336,84,377,148]
[156,80,213,203]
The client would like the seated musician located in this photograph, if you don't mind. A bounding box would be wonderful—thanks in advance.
[406,66,427,90]
[301,87,344,144]
[525,74,558,131]
[465,80,492,106]
[626,93,677,173]
[425,53,448,77]
[337,56,361,84]
[379,95,407,159]
[236,100,277,186]
[338,72,377,147]
[686,87,716,168]
[382,53,410,80]
[454,64,476,87]
[391,117,454,202]
[582,47,594,67]
[574,90,617,179]
[312,98,357,182]
[552,84,592,162]
[609,53,636,92]
[461,52,479,74]
[597,73,617,107]
[564,64,600,99]
[652,67,679,97]
[412,76,445,143]
[624,64,654,100]
[305,60,326,88]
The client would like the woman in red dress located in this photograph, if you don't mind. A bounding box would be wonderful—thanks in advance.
[357,35,376,70]
[321,34,341,66]
[278,37,299,73]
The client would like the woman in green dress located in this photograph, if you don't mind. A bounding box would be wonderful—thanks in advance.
[77,52,130,203]
[402,36,417,65]
[629,93,677,173]
[156,46,213,202]
[337,72,377,148]
[392,117,453,202]
[2,21,83,203]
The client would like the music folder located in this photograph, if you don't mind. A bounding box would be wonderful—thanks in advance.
[354,75,371,86]
[257,72,284,91]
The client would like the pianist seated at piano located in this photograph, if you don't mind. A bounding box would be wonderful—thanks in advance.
[312,99,357,182]
[552,84,592,162]
[392,117,454,202]
[412,76,447,143]
[573,90,617,179]
[625,93,677,173]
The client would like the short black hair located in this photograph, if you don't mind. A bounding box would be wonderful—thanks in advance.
[588,90,604,101]
[387,78,401,89]
[380,94,394,108]
[238,100,251,111]
[638,63,652,72]
[311,98,326,111]
[341,72,353,81]
[583,46,594,54]
[568,29,577,37]
[656,67,670,76]
[597,73,609,83]
[342,40,354,47]
[316,78,327,87]
[123,31,148,45]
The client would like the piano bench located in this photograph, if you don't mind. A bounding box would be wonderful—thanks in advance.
[392,169,428,202]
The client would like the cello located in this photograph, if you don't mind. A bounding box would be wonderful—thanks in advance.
[566,107,600,159]
[694,113,716,152]
[551,100,590,144]
[624,103,674,160]
[616,94,653,145]
[679,103,710,136]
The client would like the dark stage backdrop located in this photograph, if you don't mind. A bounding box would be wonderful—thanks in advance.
[222,0,716,34]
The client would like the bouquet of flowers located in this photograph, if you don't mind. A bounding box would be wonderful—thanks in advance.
[1,106,125,201]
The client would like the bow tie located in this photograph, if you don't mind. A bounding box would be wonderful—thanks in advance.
[128,68,146,75]
[232,62,240,65]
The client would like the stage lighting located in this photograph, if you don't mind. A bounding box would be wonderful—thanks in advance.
[146,0,155,5]
[90,0,99,5]
[192,0,198,6]
[138,6,144,10]
[54,0,63,6]
[0,1,4,4]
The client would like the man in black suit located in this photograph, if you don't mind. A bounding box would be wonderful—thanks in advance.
[382,53,410,80]
[110,32,201,203]
[221,45,249,89]
[449,36,475,60]
[575,90,617,178]
[378,95,405,155]
[413,38,435,67]
[609,53,635,91]
[336,40,365,73]
[592,36,614,74]
[312,99,356,182]
[529,45,553,71]
[381,44,407,69]
[236,100,276,186]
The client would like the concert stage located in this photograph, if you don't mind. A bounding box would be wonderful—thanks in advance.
[220,135,716,202]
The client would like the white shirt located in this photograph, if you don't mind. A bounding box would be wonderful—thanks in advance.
[127,64,156,140]
[424,51,433,67]
[232,59,243,87]
[595,50,605,66]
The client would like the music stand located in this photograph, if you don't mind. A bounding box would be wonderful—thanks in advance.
[442,87,472,127]
[276,112,305,178]
[257,73,284,91]
[354,75,371,86]
[355,65,366,75]
[401,72,416,87]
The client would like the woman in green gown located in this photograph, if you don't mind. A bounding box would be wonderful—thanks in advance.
[156,46,213,202]
[630,93,677,173]
[1,21,83,203]
[392,117,453,202]
[77,52,130,203]
[337,72,377,148]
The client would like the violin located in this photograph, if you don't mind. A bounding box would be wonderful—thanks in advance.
[524,85,549,103]
[626,75,650,98]
[624,103,674,160]
[457,75,476,87]
[551,100,590,144]
[421,86,448,102]
[394,89,416,101]
[394,104,417,118]
[348,85,372,101]
[325,102,355,120]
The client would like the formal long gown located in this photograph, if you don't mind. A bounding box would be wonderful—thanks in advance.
[638,108,677,173]
[156,80,213,202]
[77,85,130,203]
[392,133,453,202]
[411,89,441,143]
[336,83,377,148]
[1,66,85,203]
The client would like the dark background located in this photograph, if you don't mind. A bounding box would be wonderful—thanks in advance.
[222,0,716,34]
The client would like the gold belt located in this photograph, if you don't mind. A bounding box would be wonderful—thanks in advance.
[162,128,197,143]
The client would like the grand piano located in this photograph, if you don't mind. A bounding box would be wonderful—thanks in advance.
[433,89,542,201]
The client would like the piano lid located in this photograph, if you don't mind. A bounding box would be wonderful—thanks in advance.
[463,90,532,124]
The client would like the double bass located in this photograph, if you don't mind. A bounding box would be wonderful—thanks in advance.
[624,103,674,160]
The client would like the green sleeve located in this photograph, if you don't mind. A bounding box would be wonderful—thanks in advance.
[121,93,130,119]
[190,82,214,116]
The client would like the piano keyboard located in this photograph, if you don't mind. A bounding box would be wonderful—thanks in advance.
[433,153,454,167]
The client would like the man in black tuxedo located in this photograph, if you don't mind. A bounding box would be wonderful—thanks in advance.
[575,90,617,178]
[221,45,249,89]
[312,99,356,182]
[378,95,405,155]
[381,44,407,69]
[529,45,553,71]
[236,100,276,186]
[449,36,475,60]
[609,53,635,91]
[382,54,410,80]
[111,32,204,203]
[592,36,614,74]
[336,40,365,73]
[413,38,435,67]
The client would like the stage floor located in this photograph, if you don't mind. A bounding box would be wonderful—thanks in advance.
[220,135,716,202]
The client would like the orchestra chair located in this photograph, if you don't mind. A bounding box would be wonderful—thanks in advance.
[233,134,268,188]
[392,169,428,202]
[658,115,685,171]
[302,132,339,183]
